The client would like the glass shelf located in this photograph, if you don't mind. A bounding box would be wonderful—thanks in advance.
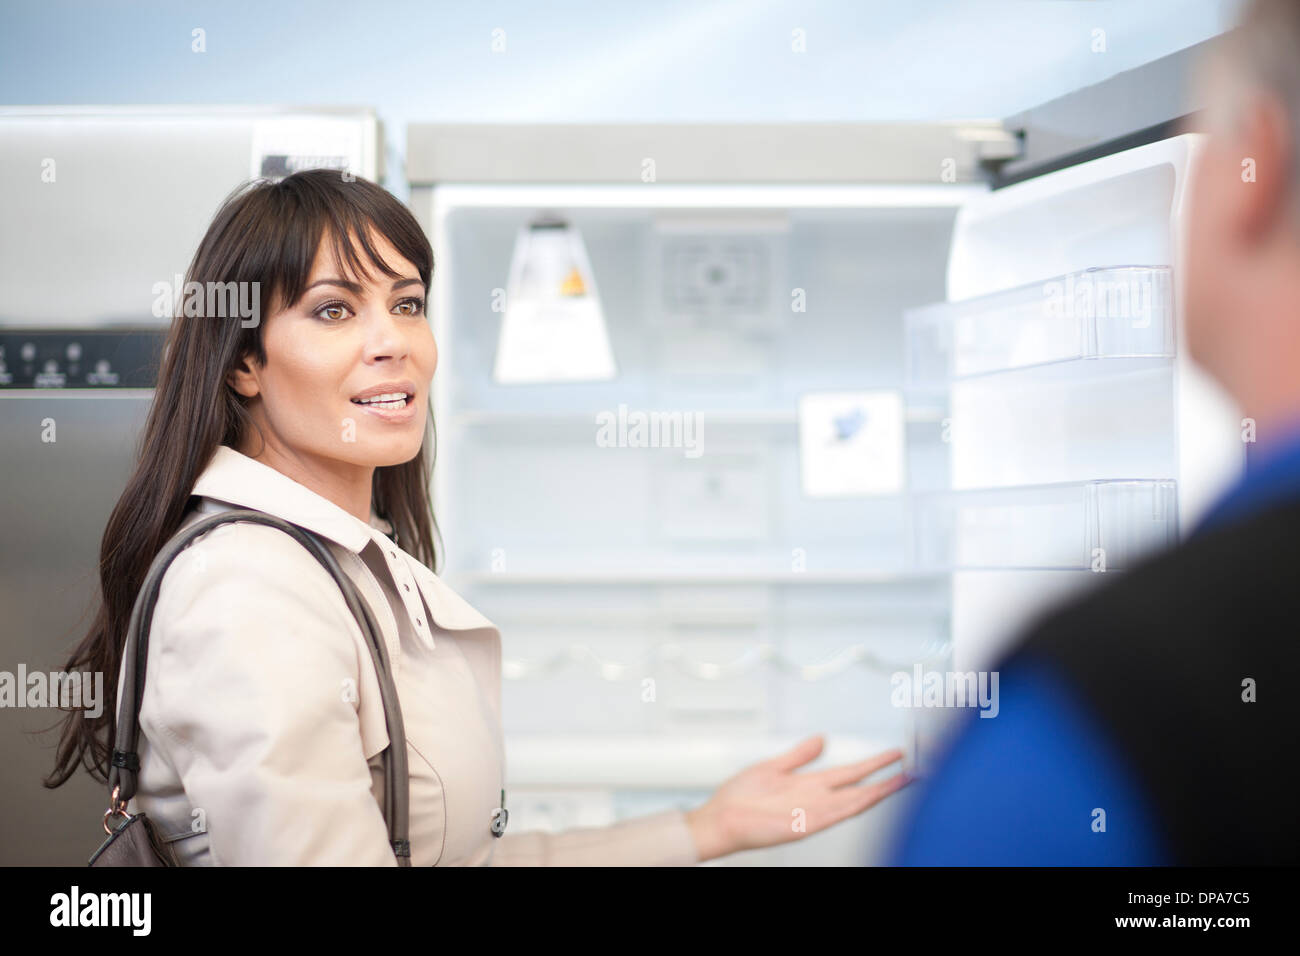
[454,568,948,585]
[905,265,1175,386]
[444,478,1178,579]
[449,407,944,428]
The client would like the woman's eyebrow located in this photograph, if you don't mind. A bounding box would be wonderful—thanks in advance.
[304,276,423,293]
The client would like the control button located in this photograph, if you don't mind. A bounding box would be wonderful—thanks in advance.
[66,342,82,361]
[95,359,110,374]
[43,359,57,373]
[20,342,35,361]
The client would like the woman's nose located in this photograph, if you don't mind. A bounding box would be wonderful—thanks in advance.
[362,305,410,361]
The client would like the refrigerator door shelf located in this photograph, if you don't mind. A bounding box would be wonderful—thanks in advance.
[904,265,1175,388]
[910,478,1178,572]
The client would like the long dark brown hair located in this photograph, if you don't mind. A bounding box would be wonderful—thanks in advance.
[44,168,441,789]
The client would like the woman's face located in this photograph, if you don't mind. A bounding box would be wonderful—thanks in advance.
[229,228,436,472]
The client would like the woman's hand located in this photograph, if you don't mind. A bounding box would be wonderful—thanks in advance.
[684,735,911,862]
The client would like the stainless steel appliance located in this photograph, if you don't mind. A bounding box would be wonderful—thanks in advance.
[0,106,379,864]
[0,329,163,865]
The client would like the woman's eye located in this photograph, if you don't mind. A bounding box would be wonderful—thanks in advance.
[314,300,351,322]
[313,297,423,321]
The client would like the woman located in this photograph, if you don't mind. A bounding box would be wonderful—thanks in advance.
[46,168,909,865]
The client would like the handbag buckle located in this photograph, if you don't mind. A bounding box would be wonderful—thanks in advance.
[103,784,132,835]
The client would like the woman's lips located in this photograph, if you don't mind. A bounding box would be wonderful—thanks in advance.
[349,393,418,423]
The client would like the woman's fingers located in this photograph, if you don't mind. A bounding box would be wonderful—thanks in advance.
[790,771,912,836]
[824,771,912,824]
[763,734,826,773]
[811,747,906,789]
[856,770,911,807]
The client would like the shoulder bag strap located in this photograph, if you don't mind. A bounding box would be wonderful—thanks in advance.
[105,508,411,865]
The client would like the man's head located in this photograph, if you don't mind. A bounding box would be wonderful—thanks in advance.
[1185,0,1300,439]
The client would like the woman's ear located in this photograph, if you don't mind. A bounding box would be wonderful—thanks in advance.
[226,353,260,399]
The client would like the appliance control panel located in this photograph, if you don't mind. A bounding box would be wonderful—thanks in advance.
[0,329,167,388]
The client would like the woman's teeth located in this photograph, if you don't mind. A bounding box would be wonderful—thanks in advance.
[352,392,409,409]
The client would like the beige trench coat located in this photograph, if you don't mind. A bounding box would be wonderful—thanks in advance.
[114,444,699,866]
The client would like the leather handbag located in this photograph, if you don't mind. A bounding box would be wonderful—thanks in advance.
[88,508,411,866]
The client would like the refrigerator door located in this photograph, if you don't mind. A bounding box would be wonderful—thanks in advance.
[906,132,1243,676]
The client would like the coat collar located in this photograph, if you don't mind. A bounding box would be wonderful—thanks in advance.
[192,445,381,552]
[190,445,498,635]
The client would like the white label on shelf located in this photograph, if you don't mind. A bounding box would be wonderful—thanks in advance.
[798,390,905,497]
[655,449,770,541]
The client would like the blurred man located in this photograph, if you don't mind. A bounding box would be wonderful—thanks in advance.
[891,0,1300,865]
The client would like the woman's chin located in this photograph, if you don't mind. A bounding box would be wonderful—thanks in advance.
[372,445,424,468]
[337,437,424,469]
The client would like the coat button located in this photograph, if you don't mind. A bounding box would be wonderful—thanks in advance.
[403,583,410,591]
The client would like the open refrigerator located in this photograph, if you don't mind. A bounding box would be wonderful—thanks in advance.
[408,103,1243,866]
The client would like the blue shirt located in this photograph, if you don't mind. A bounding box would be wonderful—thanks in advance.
[1191,415,1300,535]
[890,420,1300,865]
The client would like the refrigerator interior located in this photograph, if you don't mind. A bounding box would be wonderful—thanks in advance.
[425,185,981,864]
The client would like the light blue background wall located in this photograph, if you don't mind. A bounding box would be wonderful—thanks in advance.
[2,0,1242,196]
